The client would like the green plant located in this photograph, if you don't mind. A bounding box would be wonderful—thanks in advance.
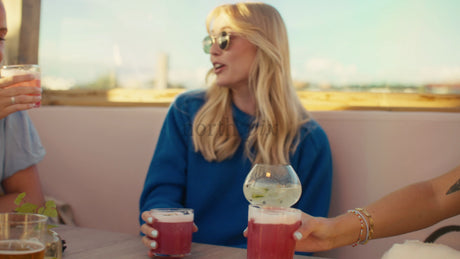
[14,192,58,227]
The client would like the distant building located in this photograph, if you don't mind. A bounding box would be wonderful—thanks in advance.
[425,83,460,94]
[155,52,169,89]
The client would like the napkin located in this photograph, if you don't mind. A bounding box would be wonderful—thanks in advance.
[381,240,460,259]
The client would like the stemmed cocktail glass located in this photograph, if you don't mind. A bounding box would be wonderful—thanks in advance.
[243,164,301,208]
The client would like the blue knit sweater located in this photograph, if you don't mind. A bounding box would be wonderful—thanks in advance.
[139,90,332,248]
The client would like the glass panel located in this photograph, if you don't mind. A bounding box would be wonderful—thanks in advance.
[39,0,460,94]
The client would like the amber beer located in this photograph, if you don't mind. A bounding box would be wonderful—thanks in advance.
[0,240,45,259]
[0,214,47,259]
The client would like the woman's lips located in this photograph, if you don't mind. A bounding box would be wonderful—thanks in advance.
[214,63,225,74]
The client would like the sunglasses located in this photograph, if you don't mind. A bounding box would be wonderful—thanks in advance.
[202,31,231,54]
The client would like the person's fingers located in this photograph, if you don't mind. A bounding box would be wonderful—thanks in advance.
[0,74,36,89]
[141,211,154,224]
[142,235,157,250]
[0,87,41,97]
[140,223,158,238]
[0,103,37,119]
[6,95,41,106]
[293,231,303,240]
[193,223,199,232]
[294,213,316,241]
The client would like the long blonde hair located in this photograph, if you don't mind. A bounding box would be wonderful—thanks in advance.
[193,2,310,164]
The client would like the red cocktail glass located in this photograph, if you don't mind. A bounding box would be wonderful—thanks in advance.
[247,205,301,259]
[150,208,194,257]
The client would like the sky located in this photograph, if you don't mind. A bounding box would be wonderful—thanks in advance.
[38,0,460,89]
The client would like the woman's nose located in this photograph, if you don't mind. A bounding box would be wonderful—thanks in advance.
[209,41,222,55]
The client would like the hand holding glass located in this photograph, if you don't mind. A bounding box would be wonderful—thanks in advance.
[149,208,194,257]
[1,64,41,107]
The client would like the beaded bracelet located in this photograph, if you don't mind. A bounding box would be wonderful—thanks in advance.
[347,209,368,246]
[355,210,369,244]
[348,208,375,246]
[356,208,374,242]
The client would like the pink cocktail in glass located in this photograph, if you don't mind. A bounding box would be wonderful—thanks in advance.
[1,64,41,107]
[247,205,301,259]
[150,208,194,257]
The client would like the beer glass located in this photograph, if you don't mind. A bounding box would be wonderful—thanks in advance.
[0,213,48,259]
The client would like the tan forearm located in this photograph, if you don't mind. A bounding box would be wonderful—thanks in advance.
[366,166,460,239]
[0,190,46,213]
[367,181,444,239]
[0,193,26,212]
[295,166,460,253]
[1,165,45,212]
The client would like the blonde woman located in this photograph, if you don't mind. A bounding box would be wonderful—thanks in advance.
[140,2,332,256]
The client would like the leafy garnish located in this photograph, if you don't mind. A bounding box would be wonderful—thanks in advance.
[14,192,58,228]
[14,192,26,205]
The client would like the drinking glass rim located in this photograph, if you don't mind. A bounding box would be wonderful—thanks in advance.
[1,64,40,69]
[150,208,194,215]
[0,212,48,224]
[249,204,301,213]
[253,163,293,168]
[248,205,301,225]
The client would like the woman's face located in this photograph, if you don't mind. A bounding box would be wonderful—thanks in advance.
[209,16,257,91]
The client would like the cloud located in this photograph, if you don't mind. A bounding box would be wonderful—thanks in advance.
[43,76,76,90]
[169,67,208,89]
[302,58,358,85]
[420,66,460,83]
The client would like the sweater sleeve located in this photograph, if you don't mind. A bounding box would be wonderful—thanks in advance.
[139,98,192,222]
[293,120,333,218]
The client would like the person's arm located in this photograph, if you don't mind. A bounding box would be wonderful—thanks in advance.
[0,74,42,119]
[0,165,45,212]
[139,94,200,257]
[294,165,460,252]
[367,165,460,238]
[138,102,190,217]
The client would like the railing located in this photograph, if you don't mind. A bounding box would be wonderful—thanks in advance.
[42,89,460,112]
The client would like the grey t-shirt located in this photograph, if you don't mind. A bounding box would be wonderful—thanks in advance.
[0,111,45,194]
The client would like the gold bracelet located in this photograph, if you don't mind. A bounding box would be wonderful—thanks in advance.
[356,208,374,242]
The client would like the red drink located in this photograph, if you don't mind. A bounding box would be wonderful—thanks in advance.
[247,205,301,259]
[150,208,194,257]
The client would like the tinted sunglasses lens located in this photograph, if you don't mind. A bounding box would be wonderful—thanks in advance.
[203,32,230,53]
[203,36,212,54]
[218,33,229,50]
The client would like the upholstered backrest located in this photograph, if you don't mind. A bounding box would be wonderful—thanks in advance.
[29,107,460,259]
